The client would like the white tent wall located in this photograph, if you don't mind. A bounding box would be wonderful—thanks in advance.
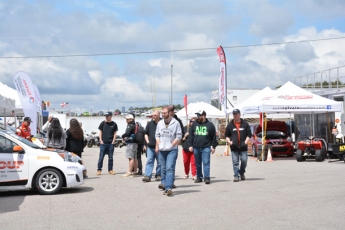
[0,82,24,116]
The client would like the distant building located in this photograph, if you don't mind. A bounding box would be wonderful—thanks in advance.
[211,89,262,112]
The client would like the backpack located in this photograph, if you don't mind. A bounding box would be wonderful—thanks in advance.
[134,122,145,145]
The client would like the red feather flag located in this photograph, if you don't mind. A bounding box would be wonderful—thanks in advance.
[184,94,188,118]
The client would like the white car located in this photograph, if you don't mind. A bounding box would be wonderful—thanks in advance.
[0,129,86,195]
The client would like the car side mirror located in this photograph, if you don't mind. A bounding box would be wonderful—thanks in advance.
[13,145,25,153]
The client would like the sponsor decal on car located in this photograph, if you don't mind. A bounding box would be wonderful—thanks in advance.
[19,154,24,159]
[67,166,78,169]
[37,156,50,160]
[0,161,24,169]
[67,174,74,176]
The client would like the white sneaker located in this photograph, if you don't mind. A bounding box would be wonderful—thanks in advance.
[122,172,133,178]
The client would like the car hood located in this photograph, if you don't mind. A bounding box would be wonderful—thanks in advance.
[255,121,288,135]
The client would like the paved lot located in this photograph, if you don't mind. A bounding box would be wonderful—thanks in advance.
[1,146,345,230]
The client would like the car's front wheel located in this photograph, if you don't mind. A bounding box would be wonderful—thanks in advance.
[36,168,63,195]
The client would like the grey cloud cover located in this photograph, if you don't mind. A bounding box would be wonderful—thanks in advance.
[0,0,344,112]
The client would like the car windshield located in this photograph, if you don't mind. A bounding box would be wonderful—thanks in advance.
[257,131,287,139]
[7,132,41,149]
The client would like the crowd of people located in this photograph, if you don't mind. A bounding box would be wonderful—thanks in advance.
[95,105,252,196]
[15,105,253,197]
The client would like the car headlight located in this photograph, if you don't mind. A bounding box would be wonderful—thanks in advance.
[286,137,292,142]
[59,152,82,163]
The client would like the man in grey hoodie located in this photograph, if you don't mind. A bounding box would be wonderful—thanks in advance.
[155,106,182,196]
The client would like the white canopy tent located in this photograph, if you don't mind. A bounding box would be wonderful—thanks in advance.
[261,81,343,114]
[0,82,24,116]
[226,86,293,122]
[176,101,225,119]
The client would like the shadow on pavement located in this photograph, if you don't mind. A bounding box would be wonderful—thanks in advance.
[58,186,94,195]
[210,179,231,183]
[85,177,100,180]
[173,189,201,195]
[245,178,265,181]
[0,195,26,214]
[175,184,202,188]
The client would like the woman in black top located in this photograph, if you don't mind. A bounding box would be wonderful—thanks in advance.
[65,118,85,158]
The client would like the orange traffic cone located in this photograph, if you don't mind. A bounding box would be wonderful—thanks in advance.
[267,148,274,162]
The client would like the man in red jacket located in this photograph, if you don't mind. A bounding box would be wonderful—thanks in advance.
[17,117,33,142]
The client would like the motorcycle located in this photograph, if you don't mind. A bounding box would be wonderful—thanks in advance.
[113,135,123,147]
[86,131,100,148]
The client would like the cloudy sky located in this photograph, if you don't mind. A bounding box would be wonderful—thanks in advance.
[0,0,344,112]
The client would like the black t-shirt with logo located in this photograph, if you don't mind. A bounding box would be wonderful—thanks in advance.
[98,121,118,143]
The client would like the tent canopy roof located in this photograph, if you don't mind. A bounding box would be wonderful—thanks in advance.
[176,101,225,119]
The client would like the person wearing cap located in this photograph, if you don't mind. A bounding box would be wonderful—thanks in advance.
[97,112,118,176]
[121,114,138,178]
[188,110,218,184]
[225,109,252,182]
[17,117,33,142]
[155,106,182,196]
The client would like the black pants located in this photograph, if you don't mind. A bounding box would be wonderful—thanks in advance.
[137,144,143,170]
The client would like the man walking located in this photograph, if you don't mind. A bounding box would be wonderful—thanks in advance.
[188,110,217,184]
[97,112,118,175]
[225,109,252,182]
[142,111,161,182]
[155,106,182,196]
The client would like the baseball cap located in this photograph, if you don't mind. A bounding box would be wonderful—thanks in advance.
[232,109,241,114]
[105,112,112,116]
[24,117,32,122]
[125,114,134,119]
[195,110,206,116]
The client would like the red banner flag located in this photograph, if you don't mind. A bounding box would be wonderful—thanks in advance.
[184,94,188,116]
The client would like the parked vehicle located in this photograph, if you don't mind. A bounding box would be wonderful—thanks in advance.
[98,111,104,116]
[76,112,83,117]
[252,121,294,158]
[296,136,327,162]
[91,112,97,116]
[83,112,90,116]
[86,131,100,148]
[0,129,86,195]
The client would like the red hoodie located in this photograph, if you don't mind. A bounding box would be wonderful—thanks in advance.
[17,123,32,142]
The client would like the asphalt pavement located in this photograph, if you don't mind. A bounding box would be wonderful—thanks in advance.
[1,145,345,230]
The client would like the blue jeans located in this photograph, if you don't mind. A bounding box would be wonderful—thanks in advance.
[193,146,211,179]
[97,143,114,171]
[231,151,248,177]
[159,149,178,191]
[144,147,161,179]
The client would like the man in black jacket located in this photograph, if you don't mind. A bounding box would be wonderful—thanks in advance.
[188,110,218,184]
[142,111,161,182]
[225,109,252,182]
[121,114,138,178]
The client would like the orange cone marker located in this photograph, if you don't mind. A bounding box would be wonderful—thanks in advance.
[267,148,274,162]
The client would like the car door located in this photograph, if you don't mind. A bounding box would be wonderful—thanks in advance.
[0,135,29,186]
